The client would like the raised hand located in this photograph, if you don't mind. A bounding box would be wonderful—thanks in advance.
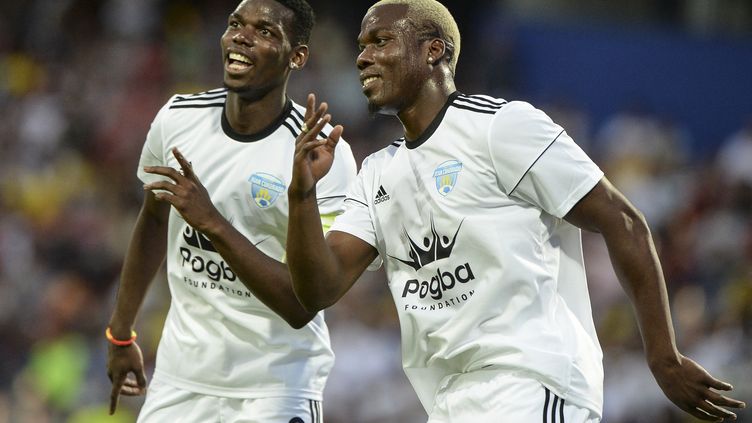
[289,93,344,200]
[143,148,224,234]
[107,342,147,414]
[651,354,745,421]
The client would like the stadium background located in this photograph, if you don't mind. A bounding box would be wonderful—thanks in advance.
[0,0,750,421]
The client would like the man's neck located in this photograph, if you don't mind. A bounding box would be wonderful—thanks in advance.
[398,81,456,142]
[225,87,288,135]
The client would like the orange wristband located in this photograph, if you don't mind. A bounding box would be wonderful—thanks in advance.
[106,327,137,346]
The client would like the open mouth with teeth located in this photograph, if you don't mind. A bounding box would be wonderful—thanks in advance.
[361,76,380,89]
[227,52,253,72]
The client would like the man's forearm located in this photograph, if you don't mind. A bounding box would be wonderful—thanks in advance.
[109,208,168,339]
[602,210,680,365]
[287,195,343,312]
[201,216,316,328]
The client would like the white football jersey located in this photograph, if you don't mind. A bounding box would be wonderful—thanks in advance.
[331,92,605,416]
[137,88,357,400]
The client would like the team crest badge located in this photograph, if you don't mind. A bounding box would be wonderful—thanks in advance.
[248,173,286,208]
[433,160,463,196]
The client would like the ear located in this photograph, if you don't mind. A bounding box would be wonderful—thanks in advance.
[289,44,309,70]
[426,38,446,64]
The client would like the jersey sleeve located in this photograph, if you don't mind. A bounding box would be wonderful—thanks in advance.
[330,156,383,270]
[136,97,174,185]
[315,138,358,233]
[488,101,603,218]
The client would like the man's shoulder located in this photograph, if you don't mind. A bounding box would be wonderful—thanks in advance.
[488,100,553,131]
[448,93,509,118]
[150,88,227,133]
[448,93,546,126]
[361,138,404,169]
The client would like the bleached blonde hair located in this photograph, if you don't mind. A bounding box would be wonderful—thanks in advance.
[369,0,461,75]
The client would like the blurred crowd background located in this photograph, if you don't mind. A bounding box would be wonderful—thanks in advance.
[1,0,751,422]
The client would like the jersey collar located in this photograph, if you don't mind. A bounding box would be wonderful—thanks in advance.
[221,99,293,143]
[404,91,460,150]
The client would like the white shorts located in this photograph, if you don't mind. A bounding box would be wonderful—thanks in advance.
[427,369,600,423]
[137,378,323,423]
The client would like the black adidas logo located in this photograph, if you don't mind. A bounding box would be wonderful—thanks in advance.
[374,185,391,204]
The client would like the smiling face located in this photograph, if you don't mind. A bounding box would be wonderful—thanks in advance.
[221,0,296,97]
[356,4,430,115]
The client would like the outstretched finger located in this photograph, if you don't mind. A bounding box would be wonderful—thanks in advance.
[296,117,332,156]
[172,148,195,180]
[304,93,316,121]
[306,114,332,142]
[327,124,344,145]
[301,102,329,134]
[302,102,328,139]
[700,400,737,421]
[296,105,329,148]
[705,374,734,392]
[706,390,747,409]
[109,372,127,414]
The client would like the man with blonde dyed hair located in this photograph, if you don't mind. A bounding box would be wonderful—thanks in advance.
[369,0,461,75]
[286,0,746,421]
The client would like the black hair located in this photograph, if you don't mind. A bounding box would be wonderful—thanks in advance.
[273,0,315,46]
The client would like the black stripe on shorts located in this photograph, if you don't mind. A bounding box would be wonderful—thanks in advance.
[543,387,565,423]
[308,400,321,423]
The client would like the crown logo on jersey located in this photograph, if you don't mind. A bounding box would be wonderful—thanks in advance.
[433,160,463,196]
[390,216,464,271]
[249,173,286,208]
[183,226,217,252]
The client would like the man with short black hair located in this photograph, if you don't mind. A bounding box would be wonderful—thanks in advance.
[106,0,356,421]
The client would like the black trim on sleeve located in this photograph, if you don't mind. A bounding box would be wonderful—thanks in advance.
[345,197,369,208]
[317,195,346,202]
[462,94,507,107]
[455,95,506,110]
[173,93,228,103]
[508,130,565,196]
[450,102,499,115]
[188,87,228,96]
[281,120,300,138]
[404,91,460,150]
[170,103,225,109]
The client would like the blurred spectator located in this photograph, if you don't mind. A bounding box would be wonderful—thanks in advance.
[716,116,752,186]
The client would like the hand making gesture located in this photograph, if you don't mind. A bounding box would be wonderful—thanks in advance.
[289,93,344,200]
[143,148,224,234]
[107,339,147,415]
